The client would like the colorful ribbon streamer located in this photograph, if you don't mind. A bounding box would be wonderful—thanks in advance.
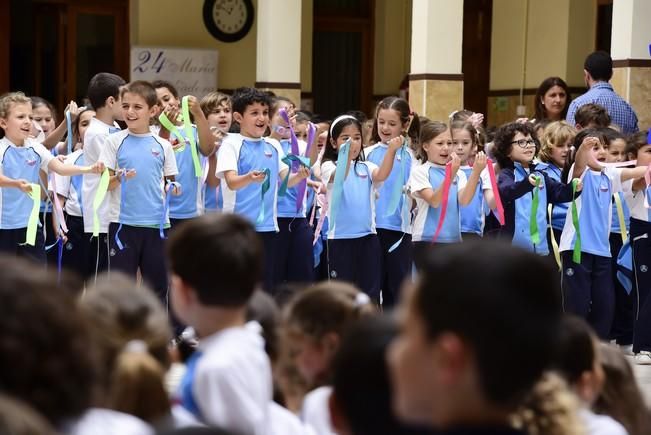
[571,178,582,264]
[486,159,505,225]
[386,140,406,217]
[278,154,311,197]
[181,96,203,178]
[66,111,73,155]
[158,112,187,152]
[530,175,542,245]
[24,184,41,246]
[49,174,69,235]
[160,181,181,239]
[329,140,351,231]
[114,171,128,250]
[432,162,452,243]
[547,204,561,270]
[255,169,272,226]
[613,192,628,244]
[92,169,110,237]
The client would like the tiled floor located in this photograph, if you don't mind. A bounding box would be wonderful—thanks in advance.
[631,358,651,405]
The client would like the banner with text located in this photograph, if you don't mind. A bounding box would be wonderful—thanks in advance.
[130,46,218,98]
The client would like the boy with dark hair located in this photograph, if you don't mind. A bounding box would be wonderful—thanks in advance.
[82,72,126,275]
[167,213,272,434]
[216,87,309,292]
[566,51,638,134]
[99,80,179,303]
[574,103,611,130]
[388,240,563,434]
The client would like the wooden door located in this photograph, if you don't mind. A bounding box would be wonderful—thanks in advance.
[462,0,493,119]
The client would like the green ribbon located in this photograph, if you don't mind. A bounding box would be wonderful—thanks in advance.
[278,154,311,197]
[255,168,272,226]
[24,184,41,246]
[158,112,186,152]
[530,175,541,245]
[571,178,582,264]
[92,169,110,237]
[181,96,203,178]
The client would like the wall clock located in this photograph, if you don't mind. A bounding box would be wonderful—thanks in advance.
[203,0,254,43]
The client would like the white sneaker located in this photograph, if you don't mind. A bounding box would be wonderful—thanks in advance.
[634,351,651,365]
[619,344,634,356]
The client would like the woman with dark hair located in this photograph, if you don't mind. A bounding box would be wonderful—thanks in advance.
[534,77,571,121]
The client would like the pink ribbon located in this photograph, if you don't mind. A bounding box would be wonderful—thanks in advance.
[49,174,68,235]
[486,159,505,225]
[432,162,452,243]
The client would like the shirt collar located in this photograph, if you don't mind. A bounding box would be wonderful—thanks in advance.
[589,81,613,91]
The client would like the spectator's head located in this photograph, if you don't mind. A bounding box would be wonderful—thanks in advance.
[534,77,572,121]
[388,241,562,428]
[584,51,613,84]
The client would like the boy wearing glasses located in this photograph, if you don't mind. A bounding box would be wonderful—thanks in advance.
[490,122,584,256]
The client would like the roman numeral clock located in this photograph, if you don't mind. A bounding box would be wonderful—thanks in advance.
[203,0,255,43]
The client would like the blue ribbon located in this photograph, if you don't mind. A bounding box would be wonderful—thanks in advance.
[278,154,311,197]
[114,172,127,250]
[66,111,73,155]
[160,181,180,239]
[255,169,272,226]
[329,139,351,231]
[386,141,407,217]
[388,191,411,253]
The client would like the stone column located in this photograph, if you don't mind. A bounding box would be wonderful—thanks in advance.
[408,0,463,121]
[255,0,302,105]
[611,0,651,129]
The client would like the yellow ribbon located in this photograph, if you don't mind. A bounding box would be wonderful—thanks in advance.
[547,204,561,270]
[613,193,628,244]
[24,184,41,246]
[92,169,110,237]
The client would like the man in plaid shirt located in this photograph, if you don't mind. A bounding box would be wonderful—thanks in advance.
[566,51,639,134]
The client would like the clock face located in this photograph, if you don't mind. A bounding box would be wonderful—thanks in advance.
[203,0,254,43]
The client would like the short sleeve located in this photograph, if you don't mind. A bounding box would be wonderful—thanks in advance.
[269,140,289,175]
[53,172,71,198]
[606,167,624,193]
[321,160,336,185]
[364,161,379,182]
[216,136,239,178]
[408,164,431,193]
[98,136,118,170]
[32,142,54,172]
[457,170,468,190]
[161,138,179,177]
[479,167,493,191]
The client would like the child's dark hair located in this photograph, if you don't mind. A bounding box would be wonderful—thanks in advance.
[151,80,179,98]
[417,121,449,163]
[574,103,610,129]
[552,315,596,386]
[600,127,625,147]
[87,72,126,110]
[415,240,562,408]
[492,121,538,169]
[231,87,272,115]
[120,80,158,108]
[370,96,420,146]
[332,316,430,435]
[534,77,572,121]
[0,256,99,426]
[79,273,172,424]
[167,213,263,307]
[72,106,95,143]
[561,128,606,182]
[322,115,364,164]
[30,96,57,122]
[283,281,375,341]
[346,110,368,123]
[625,129,650,160]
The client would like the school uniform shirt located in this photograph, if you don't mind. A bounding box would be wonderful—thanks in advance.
[579,409,628,435]
[539,162,569,231]
[365,142,414,233]
[409,161,467,243]
[61,407,153,435]
[611,191,631,234]
[0,137,54,229]
[82,118,120,233]
[459,165,486,235]
[559,166,627,257]
[301,386,336,435]
[168,125,205,219]
[269,402,317,435]
[498,162,575,255]
[177,323,273,435]
[274,137,309,218]
[321,160,380,239]
[52,149,84,217]
[99,130,178,227]
[623,183,651,222]
[216,134,288,232]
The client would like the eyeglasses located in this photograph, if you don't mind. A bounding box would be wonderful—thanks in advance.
[511,139,536,148]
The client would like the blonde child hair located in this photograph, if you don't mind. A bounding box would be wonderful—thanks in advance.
[0,92,31,139]
[538,121,576,164]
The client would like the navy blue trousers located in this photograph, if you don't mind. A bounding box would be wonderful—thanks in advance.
[108,223,169,303]
[0,227,45,264]
[327,235,381,303]
[561,251,614,339]
[258,231,279,295]
[631,218,651,353]
[275,217,314,286]
[377,228,412,308]
[609,232,634,345]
